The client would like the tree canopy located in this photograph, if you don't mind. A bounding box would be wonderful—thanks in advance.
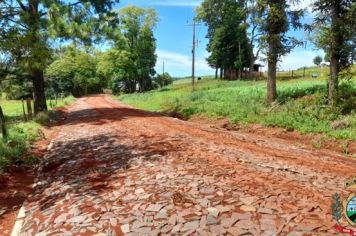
[197,0,251,80]
[0,0,120,112]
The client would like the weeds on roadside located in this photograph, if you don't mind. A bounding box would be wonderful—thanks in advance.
[120,76,356,141]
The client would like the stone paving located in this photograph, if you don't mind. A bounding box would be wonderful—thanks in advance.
[18,95,356,235]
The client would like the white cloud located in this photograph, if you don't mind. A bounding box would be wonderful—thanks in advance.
[155,49,213,76]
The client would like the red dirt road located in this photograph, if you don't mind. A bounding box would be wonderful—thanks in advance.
[18,95,356,235]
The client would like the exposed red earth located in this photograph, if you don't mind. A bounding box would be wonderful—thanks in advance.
[1,94,356,235]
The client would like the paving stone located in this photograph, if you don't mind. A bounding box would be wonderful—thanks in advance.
[132,226,152,234]
[68,215,86,224]
[168,215,177,226]
[221,216,239,228]
[258,208,274,214]
[132,220,146,229]
[171,223,183,233]
[240,205,256,212]
[206,214,218,225]
[181,220,200,232]
[160,225,173,234]
[197,198,210,208]
[207,207,219,217]
[121,224,131,234]
[146,204,164,212]
[227,227,251,236]
[210,225,226,235]
[234,219,255,229]
[110,218,117,227]
[239,197,256,205]
[54,213,67,224]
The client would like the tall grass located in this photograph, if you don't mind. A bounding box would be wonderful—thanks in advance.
[119,75,356,141]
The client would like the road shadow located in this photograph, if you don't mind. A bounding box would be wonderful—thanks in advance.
[27,132,181,213]
[49,107,165,128]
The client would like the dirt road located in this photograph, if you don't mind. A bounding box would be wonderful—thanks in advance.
[18,95,356,235]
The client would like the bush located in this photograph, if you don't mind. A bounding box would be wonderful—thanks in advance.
[0,122,40,173]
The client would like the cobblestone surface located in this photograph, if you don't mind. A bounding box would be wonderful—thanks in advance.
[19,95,356,235]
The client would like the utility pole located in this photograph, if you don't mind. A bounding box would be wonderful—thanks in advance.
[192,21,196,91]
[162,61,165,74]
[188,20,200,91]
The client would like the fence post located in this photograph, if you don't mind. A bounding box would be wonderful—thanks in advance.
[0,106,7,139]
[27,98,33,120]
[22,99,27,121]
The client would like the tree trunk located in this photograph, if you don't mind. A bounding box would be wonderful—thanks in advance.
[267,57,277,103]
[249,57,254,80]
[215,68,218,79]
[32,69,47,113]
[329,1,341,105]
[220,68,223,80]
[0,106,7,139]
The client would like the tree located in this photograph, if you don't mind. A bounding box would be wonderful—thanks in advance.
[97,49,137,93]
[119,6,158,92]
[46,47,101,97]
[313,55,323,66]
[246,0,264,79]
[0,0,119,113]
[258,0,304,103]
[312,0,355,105]
[197,0,250,80]
[155,73,173,88]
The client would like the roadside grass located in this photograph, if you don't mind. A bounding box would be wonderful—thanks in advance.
[119,72,356,141]
[0,96,75,173]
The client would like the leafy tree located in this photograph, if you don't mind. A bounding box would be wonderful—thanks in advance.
[257,0,304,103]
[119,6,158,92]
[97,49,137,93]
[0,0,119,113]
[313,55,323,66]
[312,0,355,105]
[197,0,250,80]
[155,73,173,88]
[246,0,264,79]
[46,47,101,97]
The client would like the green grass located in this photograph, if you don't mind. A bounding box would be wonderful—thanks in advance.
[0,95,75,121]
[0,96,75,173]
[119,71,356,141]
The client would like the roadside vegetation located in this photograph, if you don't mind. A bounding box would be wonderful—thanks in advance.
[0,96,74,173]
[120,66,356,141]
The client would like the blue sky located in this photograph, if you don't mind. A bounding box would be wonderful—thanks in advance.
[118,0,324,77]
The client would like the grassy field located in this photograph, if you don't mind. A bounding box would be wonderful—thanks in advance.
[119,67,356,141]
[1,96,75,121]
[0,96,75,173]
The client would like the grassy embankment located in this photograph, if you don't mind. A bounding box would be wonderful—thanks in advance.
[0,96,75,173]
[120,66,356,142]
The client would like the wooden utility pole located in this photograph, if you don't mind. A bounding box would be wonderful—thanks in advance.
[163,61,165,74]
[192,21,196,91]
[188,20,200,91]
